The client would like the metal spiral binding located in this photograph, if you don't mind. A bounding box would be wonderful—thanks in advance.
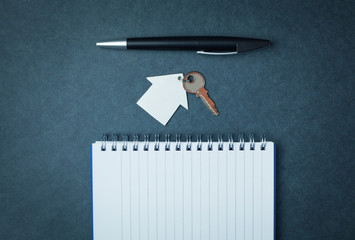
[197,135,202,151]
[239,134,245,150]
[249,134,255,150]
[112,134,118,151]
[154,134,160,151]
[218,135,223,150]
[133,135,139,151]
[175,135,181,151]
[228,134,234,150]
[122,135,128,151]
[186,135,192,151]
[207,135,213,151]
[261,134,266,150]
[165,134,170,151]
[99,133,267,151]
[101,134,107,151]
[143,135,149,151]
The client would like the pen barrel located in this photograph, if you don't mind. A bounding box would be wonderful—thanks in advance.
[127,37,269,53]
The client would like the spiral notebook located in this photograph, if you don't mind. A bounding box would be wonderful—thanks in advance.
[91,135,275,240]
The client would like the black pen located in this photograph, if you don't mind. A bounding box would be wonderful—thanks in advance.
[96,36,271,55]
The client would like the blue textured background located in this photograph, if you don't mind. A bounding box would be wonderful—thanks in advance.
[0,0,354,239]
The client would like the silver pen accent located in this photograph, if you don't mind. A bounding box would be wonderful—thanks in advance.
[96,40,127,49]
[197,51,238,55]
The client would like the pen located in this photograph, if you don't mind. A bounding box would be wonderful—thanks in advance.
[96,36,271,55]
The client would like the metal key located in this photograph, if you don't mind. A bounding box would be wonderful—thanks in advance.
[183,72,219,115]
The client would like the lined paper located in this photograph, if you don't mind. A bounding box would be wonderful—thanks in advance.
[92,140,275,240]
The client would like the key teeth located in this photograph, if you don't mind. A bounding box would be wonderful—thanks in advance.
[198,91,218,115]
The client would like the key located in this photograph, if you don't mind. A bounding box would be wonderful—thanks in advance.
[183,72,219,115]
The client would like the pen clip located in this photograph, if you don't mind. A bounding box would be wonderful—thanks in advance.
[197,51,238,55]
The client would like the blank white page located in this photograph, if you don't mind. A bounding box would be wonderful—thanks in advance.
[174,145,184,240]
[130,144,140,240]
[139,145,149,238]
[92,143,122,240]
[236,143,245,240]
[156,143,166,240]
[262,142,275,239]
[209,142,219,240]
[191,143,201,240]
[200,142,210,240]
[147,143,157,240]
[218,143,227,240]
[226,142,236,240]
[254,143,263,240]
[92,140,275,240]
[183,142,193,240]
[244,143,254,240]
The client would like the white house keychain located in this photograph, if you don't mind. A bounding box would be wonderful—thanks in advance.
[137,72,218,125]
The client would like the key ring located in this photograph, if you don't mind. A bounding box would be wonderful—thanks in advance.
[182,72,206,93]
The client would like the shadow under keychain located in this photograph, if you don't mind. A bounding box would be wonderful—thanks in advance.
[137,72,218,126]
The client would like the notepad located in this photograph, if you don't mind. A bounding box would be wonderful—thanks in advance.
[91,135,275,240]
